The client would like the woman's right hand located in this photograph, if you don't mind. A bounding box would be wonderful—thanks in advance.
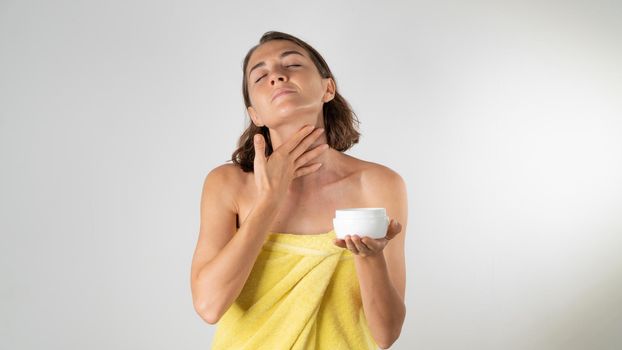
[253,124,329,203]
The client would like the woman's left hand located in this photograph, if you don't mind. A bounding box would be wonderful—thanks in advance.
[333,218,402,257]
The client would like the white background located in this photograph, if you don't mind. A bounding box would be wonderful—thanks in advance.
[1,0,621,349]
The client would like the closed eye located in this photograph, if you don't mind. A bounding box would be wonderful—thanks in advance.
[255,65,301,83]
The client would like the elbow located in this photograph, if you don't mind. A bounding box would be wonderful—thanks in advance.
[191,280,230,325]
[377,305,406,349]
[377,330,402,350]
[193,299,221,325]
[377,332,399,350]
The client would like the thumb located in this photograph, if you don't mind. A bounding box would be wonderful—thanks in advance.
[253,134,266,163]
[386,218,402,240]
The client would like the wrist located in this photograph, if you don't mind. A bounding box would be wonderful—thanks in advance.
[354,250,386,262]
[256,192,282,210]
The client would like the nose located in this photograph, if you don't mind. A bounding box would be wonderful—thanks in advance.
[269,68,288,85]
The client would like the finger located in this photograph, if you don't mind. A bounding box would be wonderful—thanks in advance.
[290,127,325,160]
[385,218,402,241]
[385,218,396,239]
[294,143,330,169]
[351,235,373,256]
[253,134,266,167]
[293,143,329,174]
[293,162,323,178]
[279,124,317,154]
[361,237,381,250]
[345,235,359,254]
[253,134,266,160]
[333,238,346,248]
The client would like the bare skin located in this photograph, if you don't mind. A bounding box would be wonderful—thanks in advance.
[241,39,376,232]
[246,41,407,348]
[191,39,408,348]
[233,150,374,234]
[246,40,342,194]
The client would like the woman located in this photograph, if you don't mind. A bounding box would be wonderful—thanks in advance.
[191,31,407,349]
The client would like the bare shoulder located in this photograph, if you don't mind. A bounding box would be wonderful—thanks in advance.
[358,160,407,196]
[204,163,243,189]
[203,163,245,213]
[207,162,244,178]
[357,159,408,228]
[342,155,407,210]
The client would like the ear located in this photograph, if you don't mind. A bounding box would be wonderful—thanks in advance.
[247,106,263,127]
[322,77,336,103]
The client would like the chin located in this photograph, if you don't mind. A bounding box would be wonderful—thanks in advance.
[273,106,321,119]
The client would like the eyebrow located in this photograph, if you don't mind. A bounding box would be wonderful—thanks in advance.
[248,50,306,78]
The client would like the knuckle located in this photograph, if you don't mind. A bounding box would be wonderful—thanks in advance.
[288,156,297,167]
[299,153,310,164]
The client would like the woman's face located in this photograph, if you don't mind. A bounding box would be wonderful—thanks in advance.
[246,40,334,129]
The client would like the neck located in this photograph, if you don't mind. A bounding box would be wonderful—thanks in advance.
[266,113,341,191]
[289,147,340,190]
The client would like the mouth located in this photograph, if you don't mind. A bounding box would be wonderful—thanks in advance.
[272,90,296,101]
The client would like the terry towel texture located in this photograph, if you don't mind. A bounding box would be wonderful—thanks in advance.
[210,229,379,350]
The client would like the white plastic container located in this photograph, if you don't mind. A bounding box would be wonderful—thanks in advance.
[333,208,389,239]
[335,207,386,219]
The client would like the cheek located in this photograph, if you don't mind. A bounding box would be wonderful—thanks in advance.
[305,76,325,94]
[248,86,264,104]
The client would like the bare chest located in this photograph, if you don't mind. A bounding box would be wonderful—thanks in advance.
[235,172,371,235]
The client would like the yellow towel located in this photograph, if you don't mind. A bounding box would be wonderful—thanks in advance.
[210,229,379,350]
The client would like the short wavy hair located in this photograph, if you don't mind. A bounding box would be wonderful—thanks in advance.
[230,31,361,172]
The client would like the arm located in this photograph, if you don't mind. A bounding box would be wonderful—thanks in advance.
[356,168,408,349]
[190,165,280,324]
[191,126,327,324]
[354,252,406,349]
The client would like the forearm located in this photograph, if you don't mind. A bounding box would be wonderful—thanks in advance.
[194,196,280,323]
[354,252,406,349]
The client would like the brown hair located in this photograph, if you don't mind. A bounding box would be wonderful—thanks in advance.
[230,31,361,172]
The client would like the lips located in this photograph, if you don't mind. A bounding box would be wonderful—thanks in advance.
[272,88,296,101]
